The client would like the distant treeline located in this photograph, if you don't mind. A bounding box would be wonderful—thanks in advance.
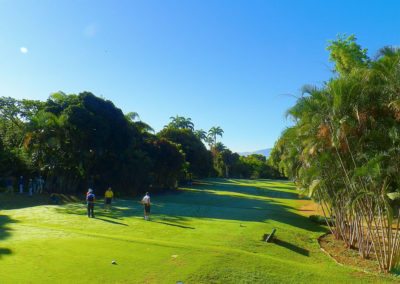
[0,92,282,195]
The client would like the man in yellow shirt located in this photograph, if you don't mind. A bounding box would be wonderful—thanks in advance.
[104,187,114,211]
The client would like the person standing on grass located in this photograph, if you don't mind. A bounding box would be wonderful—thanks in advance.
[104,187,114,211]
[86,188,96,218]
[19,176,24,194]
[28,178,33,196]
[38,175,45,194]
[141,192,151,221]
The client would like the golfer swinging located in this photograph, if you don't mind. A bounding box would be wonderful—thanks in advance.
[141,192,151,221]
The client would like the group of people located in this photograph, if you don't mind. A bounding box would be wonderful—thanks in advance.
[4,176,151,220]
[3,175,45,196]
[85,188,151,220]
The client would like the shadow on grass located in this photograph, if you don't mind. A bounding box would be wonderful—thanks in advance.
[0,214,17,258]
[0,194,52,210]
[94,217,128,226]
[391,267,400,275]
[55,202,131,220]
[154,186,325,233]
[0,193,81,210]
[0,248,12,256]
[274,238,310,256]
[152,221,195,229]
[52,178,326,234]
[57,201,196,229]
[198,179,298,200]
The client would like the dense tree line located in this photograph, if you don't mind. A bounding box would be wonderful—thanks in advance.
[0,92,279,196]
[270,35,400,272]
[213,148,281,179]
[0,92,187,194]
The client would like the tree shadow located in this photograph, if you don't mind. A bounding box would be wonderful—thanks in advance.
[0,194,52,210]
[197,179,299,200]
[55,199,196,229]
[52,179,326,234]
[148,186,325,233]
[0,214,17,258]
[210,178,291,185]
[55,202,131,220]
[0,193,81,210]
[273,238,310,256]
[0,248,12,256]
[123,181,321,233]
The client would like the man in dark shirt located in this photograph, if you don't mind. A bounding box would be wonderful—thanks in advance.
[86,189,96,218]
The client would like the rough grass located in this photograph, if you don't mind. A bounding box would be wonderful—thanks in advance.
[0,179,398,283]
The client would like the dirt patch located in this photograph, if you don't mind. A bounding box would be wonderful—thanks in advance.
[297,199,324,217]
[318,233,380,274]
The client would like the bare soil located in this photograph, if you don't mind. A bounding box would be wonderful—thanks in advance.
[297,199,324,216]
[318,233,381,274]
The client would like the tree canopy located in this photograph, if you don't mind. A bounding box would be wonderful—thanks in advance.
[0,92,279,196]
[271,35,400,272]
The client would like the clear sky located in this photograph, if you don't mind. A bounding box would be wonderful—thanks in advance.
[1,0,400,152]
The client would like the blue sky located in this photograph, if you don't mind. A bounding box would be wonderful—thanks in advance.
[1,0,400,152]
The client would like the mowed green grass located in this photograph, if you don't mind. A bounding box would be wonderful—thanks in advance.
[0,179,398,283]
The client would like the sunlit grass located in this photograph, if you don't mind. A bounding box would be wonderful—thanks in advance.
[0,179,397,283]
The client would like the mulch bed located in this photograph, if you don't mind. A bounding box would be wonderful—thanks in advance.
[318,233,381,274]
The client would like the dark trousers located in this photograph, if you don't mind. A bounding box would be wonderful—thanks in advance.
[87,203,95,217]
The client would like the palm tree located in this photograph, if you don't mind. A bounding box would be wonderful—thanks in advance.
[274,38,400,272]
[208,126,224,145]
[194,129,207,142]
[135,121,154,134]
[125,112,140,122]
[24,110,68,173]
[214,142,226,152]
[167,115,194,131]
[124,112,154,134]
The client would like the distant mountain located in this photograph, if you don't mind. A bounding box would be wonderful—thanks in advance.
[239,148,272,158]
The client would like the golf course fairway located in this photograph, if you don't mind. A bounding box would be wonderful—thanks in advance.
[0,179,398,283]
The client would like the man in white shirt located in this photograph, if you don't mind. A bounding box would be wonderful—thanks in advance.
[141,192,151,221]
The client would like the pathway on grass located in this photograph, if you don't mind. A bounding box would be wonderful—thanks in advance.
[0,179,397,283]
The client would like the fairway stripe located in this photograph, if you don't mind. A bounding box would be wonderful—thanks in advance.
[14,223,315,268]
